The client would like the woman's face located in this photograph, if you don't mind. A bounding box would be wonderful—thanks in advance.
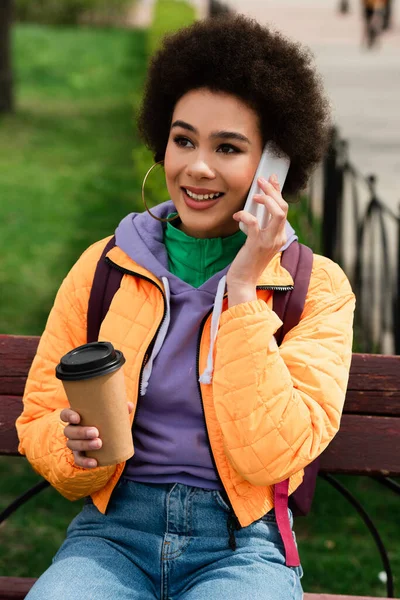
[164,88,263,238]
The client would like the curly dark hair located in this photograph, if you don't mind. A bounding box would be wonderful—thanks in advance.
[137,14,331,195]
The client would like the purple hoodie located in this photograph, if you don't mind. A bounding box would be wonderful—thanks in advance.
[115,200,297,489]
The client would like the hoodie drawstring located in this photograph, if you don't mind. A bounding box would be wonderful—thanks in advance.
[198,275,226,385]
[141,272,226,394]
[140,276,171,396]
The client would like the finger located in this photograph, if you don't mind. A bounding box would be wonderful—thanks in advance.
[128,402,134,414]
[258,177,287,209]
[64,425,99,440]
[254,194,287,222]
[257,177,288,212]
[67,437,102,453]
[253,195,287,243]
[269,174,281,192]
[60,408,81,425]
[233,210,260,235]
[73,451,98,469]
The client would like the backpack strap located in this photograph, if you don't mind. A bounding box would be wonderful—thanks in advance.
[87,236,123,343]
[272,241,313,568]
[274,242,314,345]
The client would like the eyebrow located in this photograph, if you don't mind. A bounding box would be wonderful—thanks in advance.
[171,120,251,144]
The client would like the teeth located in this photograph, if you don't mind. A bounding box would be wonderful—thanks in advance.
[185,188,221,201]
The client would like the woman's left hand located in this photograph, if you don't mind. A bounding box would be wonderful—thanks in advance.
[226,174,288,306]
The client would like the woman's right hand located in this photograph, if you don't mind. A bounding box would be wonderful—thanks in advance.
[60,403,134,469]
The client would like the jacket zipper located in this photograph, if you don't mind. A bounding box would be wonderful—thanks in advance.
[258,285,294,291]
[195,283,293,508]
[103,257,167,500]
[104,256,167,427]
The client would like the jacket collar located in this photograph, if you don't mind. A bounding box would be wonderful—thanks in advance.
[107,245,294,288]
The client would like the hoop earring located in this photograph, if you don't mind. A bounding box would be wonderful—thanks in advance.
[142,161,180,223]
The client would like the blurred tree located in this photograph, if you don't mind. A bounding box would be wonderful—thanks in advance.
[0,0,14,113]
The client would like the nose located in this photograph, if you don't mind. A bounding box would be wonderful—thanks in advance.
[186,155,216,181]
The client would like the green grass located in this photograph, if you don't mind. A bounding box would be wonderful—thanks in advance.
[297,475,400,596]
[0,19,148,572]
[0,457,83,577]
[0,24,147,335]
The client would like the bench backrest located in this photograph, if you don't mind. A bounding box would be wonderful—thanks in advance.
[1,334,400,475]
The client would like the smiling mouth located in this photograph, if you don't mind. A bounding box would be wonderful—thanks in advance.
[181,187,224,201]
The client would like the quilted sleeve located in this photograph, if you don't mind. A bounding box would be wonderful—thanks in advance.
[16,238,117,501]
[213,255,355,486]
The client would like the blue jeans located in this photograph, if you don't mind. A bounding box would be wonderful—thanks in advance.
[26,479,303,600]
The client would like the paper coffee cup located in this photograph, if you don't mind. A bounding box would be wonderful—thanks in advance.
[56,342,134,466]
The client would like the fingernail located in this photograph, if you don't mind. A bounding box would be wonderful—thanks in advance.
[87,428,98,438]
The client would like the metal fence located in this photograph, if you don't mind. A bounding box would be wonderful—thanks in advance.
[307,127,400,355]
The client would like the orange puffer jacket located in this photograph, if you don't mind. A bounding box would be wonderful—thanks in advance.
[16,237,355,527]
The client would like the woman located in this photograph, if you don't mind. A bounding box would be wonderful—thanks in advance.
[16,14,355,600]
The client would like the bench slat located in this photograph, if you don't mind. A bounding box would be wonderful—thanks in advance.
[304,595,386,600]
[349,353,400,390]
[320,414,400,475]
[0,335,39,397]
[0,577,37,600]
[343,390,400,416]
[0,581,386,600]
[0,396,23,455]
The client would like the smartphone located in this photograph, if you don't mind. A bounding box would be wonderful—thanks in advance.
[239,142,291,235]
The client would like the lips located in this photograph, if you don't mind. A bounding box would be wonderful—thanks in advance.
[181,187,223,211]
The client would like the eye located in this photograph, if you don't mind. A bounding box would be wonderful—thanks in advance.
[217,144,241,155]
[173,136,194,149]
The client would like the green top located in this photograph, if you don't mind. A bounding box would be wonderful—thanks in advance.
[163,213,246,288]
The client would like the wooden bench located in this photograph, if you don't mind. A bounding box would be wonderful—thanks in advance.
[0,334,399,600]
